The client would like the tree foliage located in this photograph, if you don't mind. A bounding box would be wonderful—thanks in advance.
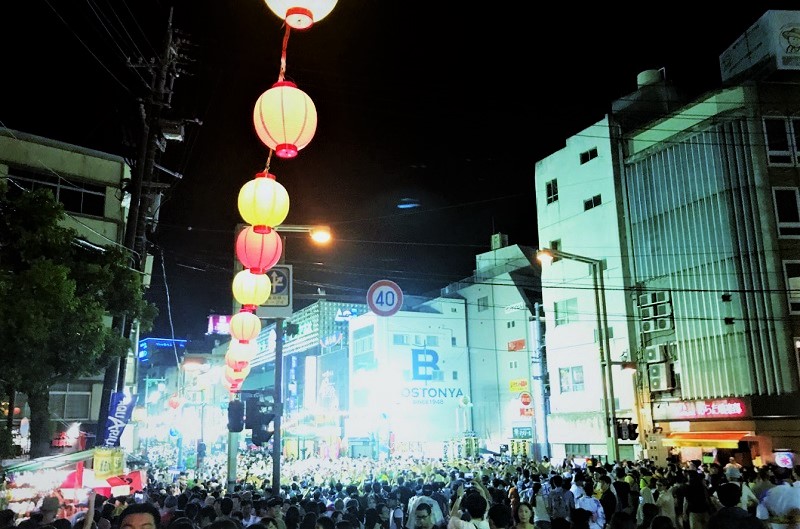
[0,179,157,457]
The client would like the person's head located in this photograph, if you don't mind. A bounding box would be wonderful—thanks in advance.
[0,509,14,528]
[206,520,239,529]
[607,511,636,529]
[569,508,592,529]
[717,482,743,507]
[461,491,487,520]
[260,517,278,529]
[599,475,612,491]
[315,516,335,529]
[39,496,61,523]
[513,502,532,525]
[268,498,284,518]
[168,517,196,529]
[641,503,659,521]
[487,504,513,529]
[376,503,390,523]
[413,503,433,529]
[119,503,163,529]
[650,516,676,529]
[199,505,217,526]
[52,518,71,529]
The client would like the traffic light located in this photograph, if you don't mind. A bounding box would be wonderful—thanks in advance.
[628,423,639,440]
[616,421,628,440]
[252,411,276,446]
[228,399,244,432]
[245,397,260,429]
[197,441,207,459]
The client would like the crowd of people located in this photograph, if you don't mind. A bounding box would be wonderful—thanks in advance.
[10,452,800,529]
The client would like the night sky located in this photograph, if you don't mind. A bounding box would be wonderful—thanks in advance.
[2,2,794,339]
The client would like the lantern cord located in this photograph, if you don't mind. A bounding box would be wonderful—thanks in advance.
[264,149,274,173]
[277,23,291,82]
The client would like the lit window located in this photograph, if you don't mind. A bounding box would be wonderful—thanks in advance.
[546,179,558,204]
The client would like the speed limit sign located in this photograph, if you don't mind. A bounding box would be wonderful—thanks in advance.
[367,280,404,317]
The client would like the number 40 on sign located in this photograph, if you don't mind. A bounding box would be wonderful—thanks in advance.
[366,279,404,317]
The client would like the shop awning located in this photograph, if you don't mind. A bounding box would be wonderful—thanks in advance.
[662,431,755,449]
[2,449,95,474]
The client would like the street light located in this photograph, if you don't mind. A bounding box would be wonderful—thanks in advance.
[536,248,619,462]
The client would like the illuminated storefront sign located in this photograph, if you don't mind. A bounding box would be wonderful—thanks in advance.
[509,379,529,392]
[508,339,525,351]
[653,398,748,421]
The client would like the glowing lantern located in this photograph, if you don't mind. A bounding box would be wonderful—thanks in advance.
[264,0,338,29]
[236,226,283,274]
[225,364,252,382]
[253,82,317,159]
[230,310,262,343]
[238,173,290,230]
[232,269,272,311]
[223,378,241,394]
[226,340,257,370]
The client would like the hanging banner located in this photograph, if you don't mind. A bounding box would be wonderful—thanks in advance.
[93,448,116,480]
[103,392,138,447]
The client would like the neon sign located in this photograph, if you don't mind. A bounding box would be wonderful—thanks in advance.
[665,399,747,420]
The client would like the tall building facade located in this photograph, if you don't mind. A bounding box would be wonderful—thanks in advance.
[536,9,800,466]
[535,117,640,462]
[0,128,133,438]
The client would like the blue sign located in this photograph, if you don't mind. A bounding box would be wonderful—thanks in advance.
[103,392,138,447]
[268,268,289,295]
[257,265,293,318]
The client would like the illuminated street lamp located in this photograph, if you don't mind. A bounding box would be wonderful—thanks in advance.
[537,248,620,462]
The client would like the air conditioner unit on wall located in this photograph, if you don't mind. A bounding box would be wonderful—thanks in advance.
[640,306,655,319]
[642,318,673,333]
[644,345,666,363]
[638,290,671,307]
[649,363,672,391]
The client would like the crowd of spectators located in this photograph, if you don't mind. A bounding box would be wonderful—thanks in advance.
[14,452,800,529]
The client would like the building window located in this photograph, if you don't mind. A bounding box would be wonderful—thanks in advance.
[559,366,584,393]
[774,187,800,237]
[353,325,376,371]
[594,326,615,342]
[784,261,800,314]
[554,298,578,326]
[764,117,795,165]
[583,194,602,211]
[451,336,457,347]
[549,239,562,262]
[477,296,489,312]
[426,335,439,347]
[393,334,409,345]
[565,443,590,456]
[7,166,107,218]
[580,147,598,164]
[49,383,92,420]
[546,179,558,204]
[509,360,519,369]
[507,321,515,328]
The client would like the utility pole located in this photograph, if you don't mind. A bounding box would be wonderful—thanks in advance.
[96,7,180,444]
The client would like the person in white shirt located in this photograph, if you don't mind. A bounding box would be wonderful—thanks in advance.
[654,479,676,527]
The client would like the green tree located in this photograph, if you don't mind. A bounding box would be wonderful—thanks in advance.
[0,180,156,458]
